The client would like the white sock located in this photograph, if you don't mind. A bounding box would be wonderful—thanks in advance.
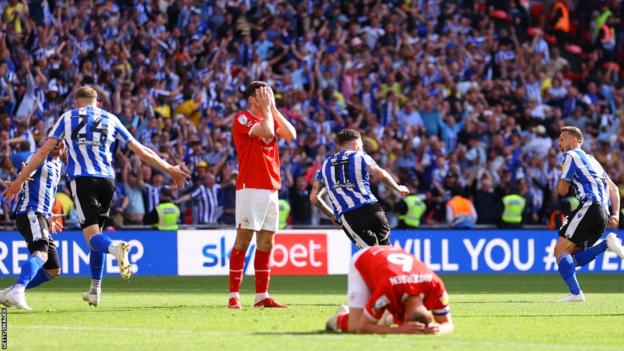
[13,284,25,293]
[90,280,101,293]
[229,292,240,299]
[255,292,269,302]
[107,243,117,255]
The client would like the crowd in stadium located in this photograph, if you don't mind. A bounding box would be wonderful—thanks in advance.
[0,0,623,228]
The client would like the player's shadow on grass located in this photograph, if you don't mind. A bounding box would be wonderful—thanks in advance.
[254,331,334,336]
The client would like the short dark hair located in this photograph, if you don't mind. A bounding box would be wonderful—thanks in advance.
[336,129,361,146]
[244,81,268,100]
[561,126,583,143]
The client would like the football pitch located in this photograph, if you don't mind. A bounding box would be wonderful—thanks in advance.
[3,275,624,351]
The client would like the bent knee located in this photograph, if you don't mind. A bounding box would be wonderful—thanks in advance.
[33,250,49,263]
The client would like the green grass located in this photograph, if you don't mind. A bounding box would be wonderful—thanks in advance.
[3,274,624,351]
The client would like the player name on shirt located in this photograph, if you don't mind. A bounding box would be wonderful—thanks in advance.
[388,273,434,286]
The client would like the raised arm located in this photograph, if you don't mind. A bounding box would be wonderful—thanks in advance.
[249,87,275,139]
[267,88,296,141]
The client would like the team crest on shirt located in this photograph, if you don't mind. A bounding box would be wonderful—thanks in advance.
[238,115,248,125]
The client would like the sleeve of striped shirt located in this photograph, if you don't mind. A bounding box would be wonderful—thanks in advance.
[362,153,378,168]
[190,186,202,199]
[315,170,323,182]
[113,115,135,147]
[560,153,576,181]
[48,114,66,139]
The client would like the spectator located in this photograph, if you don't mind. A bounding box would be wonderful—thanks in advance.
[289,176,312,226]
[0,0,622,229]
[472,175,501,225]
[175,172,221,225]
[446,191,478,229]
[121,163,146,226]
[144,188,180,230]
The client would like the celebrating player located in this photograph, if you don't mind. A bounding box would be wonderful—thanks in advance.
[310,129,409,248]
[0,140,65,310]
[326,245,454,335]
[2,87,191,307]
[228,81,296,309]
[555,126,624,302]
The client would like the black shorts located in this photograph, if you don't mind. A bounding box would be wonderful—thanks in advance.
[559,202,608,249]
[69,177,116,229]
[15,213,60,270]
[341,202,391,248]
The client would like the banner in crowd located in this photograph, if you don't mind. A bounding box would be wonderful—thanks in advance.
[0,229,623,276]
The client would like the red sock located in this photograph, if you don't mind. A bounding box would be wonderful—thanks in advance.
[254,249,271,294]
[337,313,349,332]
[229,248,246,294]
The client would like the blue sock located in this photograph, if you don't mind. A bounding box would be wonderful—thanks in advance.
[573,240,608,267]
[26,269,53,289]
[558,254,581,295]
[89,234,113,254]
[15,255,45,286]
[90,251,105,280]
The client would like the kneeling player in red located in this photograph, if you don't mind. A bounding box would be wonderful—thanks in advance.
[326,246,454,335]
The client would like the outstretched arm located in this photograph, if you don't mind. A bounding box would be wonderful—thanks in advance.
[127,140,190,189]
[367,165,409,196]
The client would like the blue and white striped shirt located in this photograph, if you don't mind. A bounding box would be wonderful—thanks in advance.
[191,184,222,224]
[16,154,62,216]
[143,184,161,213]
[48,106,135,180]
[561,148,610,212]
[316,150,378,217]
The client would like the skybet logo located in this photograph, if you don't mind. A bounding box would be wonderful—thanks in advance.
[178,230,330,275]
[271,234,328,275]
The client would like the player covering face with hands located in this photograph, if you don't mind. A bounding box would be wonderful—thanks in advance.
[228,81,296,309]
[0,140,66,310]
[3,87,191,307]
[326,246,454,335]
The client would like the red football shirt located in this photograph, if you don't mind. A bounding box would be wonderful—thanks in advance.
[232,110,281,191]
[354,246,449,323]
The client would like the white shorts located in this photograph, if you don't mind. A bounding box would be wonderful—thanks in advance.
[235,188,279,232]
[347,248,371,309]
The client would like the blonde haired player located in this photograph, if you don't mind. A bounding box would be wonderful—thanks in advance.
[3,87,190,306]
